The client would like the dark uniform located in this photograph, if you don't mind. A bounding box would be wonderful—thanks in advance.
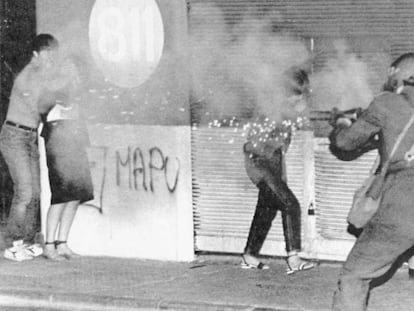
[330,86,414,311]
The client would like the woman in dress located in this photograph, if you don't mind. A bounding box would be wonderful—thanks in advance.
[41,56,94,260]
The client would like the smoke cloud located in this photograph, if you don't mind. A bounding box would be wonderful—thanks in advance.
[189,3,392,124]
[310,40,387,112]
[189,3,310,124]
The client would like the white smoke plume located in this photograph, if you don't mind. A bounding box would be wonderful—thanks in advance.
[311,40,384,112]
[189,3,392,123]
[189,3,310,124]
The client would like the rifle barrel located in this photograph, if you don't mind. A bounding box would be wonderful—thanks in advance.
[309,108,360,121]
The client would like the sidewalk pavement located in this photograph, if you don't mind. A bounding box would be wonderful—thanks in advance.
[0,253,413,311]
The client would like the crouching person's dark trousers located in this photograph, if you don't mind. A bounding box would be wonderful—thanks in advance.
[244,178,301,255]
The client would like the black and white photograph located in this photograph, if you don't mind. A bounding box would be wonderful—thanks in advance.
[1,1,414,310]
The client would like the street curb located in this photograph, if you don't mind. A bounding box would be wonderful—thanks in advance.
[0,290,303,311]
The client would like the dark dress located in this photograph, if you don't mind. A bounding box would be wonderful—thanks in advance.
[41,118,94,204]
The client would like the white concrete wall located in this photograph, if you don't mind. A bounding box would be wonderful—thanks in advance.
[36,0,190,126]
[37,0,194,261]
[41,125,194,261]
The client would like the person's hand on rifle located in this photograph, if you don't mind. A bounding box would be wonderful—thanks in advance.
[329,107,363,128]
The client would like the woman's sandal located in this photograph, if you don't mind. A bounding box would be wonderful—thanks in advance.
[43,241,66,261]
[56,240,81,259]
[240,254,270,270]
[286,260,314,275]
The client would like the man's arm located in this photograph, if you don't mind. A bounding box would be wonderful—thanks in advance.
[329,99,384,158]
[333,118,380,151]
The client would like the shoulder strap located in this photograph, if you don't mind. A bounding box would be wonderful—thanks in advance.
[380,112,414,176]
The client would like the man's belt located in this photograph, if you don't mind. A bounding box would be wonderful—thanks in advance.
[5,120,37,132]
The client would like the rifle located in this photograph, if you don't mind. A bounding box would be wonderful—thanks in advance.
[309,108,362,122]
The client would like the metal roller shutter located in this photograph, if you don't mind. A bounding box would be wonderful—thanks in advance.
[192,127,309,256]
[314,138,378,241]
[189,0,414,90]
[189,0,414,55]
[188,0,413,258]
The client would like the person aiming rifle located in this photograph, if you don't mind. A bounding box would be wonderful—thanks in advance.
[329,52,414,311]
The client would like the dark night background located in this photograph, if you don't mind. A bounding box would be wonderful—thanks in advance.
[0,0,36,223]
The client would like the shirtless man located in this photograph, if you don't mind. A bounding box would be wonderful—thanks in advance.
[0,33,72,261]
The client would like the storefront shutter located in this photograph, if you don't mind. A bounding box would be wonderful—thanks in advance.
[189,0,414,91]
[189,0,414,259]
[192,127,309,256]
[314,139,377,240]
[189,0,414,55]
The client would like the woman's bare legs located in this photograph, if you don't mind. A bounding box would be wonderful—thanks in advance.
[56,200,80,259]
[43,203,65,260]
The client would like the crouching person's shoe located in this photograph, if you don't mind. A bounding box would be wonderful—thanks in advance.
[24,243,43,257]
[4,240,34,262]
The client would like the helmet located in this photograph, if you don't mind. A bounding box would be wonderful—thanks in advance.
[383,52,414,92]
